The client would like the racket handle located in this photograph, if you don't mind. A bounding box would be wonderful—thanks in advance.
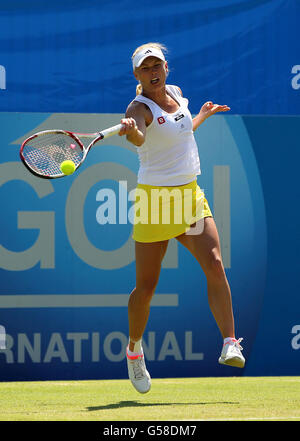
[99,123,124,139]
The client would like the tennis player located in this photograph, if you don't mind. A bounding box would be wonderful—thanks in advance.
[119,43,245,394]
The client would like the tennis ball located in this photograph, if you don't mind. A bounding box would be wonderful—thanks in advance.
[60,160,76,175]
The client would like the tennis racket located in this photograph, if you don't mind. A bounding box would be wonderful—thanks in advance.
[19,123,123,179]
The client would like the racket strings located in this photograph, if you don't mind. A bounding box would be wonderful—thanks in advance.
[22,133,83,177]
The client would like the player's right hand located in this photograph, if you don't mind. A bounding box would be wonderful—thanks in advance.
[119,118,138,136]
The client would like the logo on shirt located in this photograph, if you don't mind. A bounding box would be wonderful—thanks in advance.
[174,113,185,122]
[157,116,166,125]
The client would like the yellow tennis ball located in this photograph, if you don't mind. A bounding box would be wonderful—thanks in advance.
[60,160,76,175]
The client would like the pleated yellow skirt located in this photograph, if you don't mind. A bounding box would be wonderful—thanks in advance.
[132,180,212,243]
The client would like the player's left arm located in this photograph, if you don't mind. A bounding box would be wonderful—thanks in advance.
[177,87,230,131]
[192,101,231,131]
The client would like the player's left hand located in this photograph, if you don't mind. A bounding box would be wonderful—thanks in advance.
[199,101,230,119]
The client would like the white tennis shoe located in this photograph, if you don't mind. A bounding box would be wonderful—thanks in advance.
[218,338,245,368]
[126,346,151,394]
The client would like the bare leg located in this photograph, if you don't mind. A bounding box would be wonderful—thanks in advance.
[128,240,169,351]
[176,217,235,339]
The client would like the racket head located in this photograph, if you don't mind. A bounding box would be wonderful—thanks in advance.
[20,130,85,178]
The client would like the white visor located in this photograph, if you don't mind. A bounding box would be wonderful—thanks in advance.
[132,47,166,70]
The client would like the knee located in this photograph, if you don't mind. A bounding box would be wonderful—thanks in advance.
[133,279,158,303]
[140,287,155,304]
[204,251,225,281]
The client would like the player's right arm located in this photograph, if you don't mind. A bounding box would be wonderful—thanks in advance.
[119,101,148,147]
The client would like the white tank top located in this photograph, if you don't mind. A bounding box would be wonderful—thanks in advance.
[133,85,201,186]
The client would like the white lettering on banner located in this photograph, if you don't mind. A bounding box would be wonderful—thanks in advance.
[291,325,300,349]
[0,162,230,270]
[92,332,100,362]
[0,325,6,350]
[214,166,231,268]
[66,162,136,270]
[0,65,5,89]
[185,331,204,360]
[0,331,204,364]
[291,65,300,90]
[158,331,183,360]
[67,333,89,362]
[103,332,128,362]
[0,163,55,271]
[44,333,69,362]
[18,333,41,363]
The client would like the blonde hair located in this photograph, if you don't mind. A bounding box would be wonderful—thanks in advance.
[132,42,168,95]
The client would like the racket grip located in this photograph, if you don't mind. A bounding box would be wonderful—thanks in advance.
[99,123,124,139]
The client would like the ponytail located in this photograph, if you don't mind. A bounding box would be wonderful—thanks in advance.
[136,83,143,95]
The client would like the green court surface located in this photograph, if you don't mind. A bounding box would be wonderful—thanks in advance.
[0,376,299,421]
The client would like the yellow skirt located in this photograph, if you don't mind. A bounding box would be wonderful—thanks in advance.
[132,180,212,243]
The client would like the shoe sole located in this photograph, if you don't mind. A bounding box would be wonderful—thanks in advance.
[133,385,151,394]
[218,356,245,368]
[130,377,151,394]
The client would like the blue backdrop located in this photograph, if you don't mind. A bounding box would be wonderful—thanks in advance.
[0,0,299,380]
[0,0,299,114]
